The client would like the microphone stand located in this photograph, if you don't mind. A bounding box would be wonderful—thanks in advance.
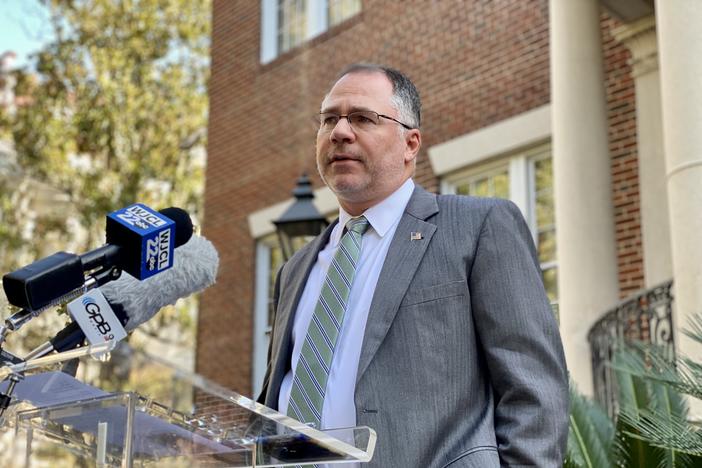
[0,373,21,424]
[22,267,122,361]
[0,266,122,348]
[0,266,122,423]
[0,339,23,425]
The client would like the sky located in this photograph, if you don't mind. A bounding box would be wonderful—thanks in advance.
[0,0,52,68]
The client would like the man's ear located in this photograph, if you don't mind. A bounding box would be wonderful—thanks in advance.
[404,129,421,163]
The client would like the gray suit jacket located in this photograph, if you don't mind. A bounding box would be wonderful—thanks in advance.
[259,186,568,467]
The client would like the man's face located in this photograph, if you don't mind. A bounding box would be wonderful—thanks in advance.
[315,71,421,215]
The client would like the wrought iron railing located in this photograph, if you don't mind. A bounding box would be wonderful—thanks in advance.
[587,280,675,418]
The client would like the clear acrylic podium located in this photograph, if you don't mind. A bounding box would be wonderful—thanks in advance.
[0,342,376,467]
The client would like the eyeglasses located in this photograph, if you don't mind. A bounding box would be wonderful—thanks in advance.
[316,110,414,132]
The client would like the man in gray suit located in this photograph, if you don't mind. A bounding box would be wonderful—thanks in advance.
[259,64,568,467]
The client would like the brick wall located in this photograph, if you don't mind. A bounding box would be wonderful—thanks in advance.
[199,0,643,394]
[602,15,645,298]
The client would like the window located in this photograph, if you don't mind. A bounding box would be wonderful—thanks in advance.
[442,143,558,307]
[251,232,324,396]
[328,0,361,27]
[532,156,557,307]
[276,0,307,55]
[252,234,284,397]
[261,0,361,63]
[454,167,509,199]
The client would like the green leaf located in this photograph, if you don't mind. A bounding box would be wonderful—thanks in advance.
[566,379,615,468]
[613,354,666,468]
[613,346,702,466]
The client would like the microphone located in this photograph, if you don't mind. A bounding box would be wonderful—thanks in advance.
[26,234,219,358]
[2,205,193,312]
[82,205,194,278]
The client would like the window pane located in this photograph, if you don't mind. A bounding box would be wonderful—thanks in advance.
[535,191,554,228]
[538,230,556,264]
[493,172,509,199]
[542,267,558,304]
[444,148,556,306]
[267,241,284,329]
[328,0,361,27]
[277,0,307,54]
[455,184,470,196]
[265,234,317,329]
[454,168,509,199]
[533,156,556,265]
[473,178,490,197]
[532,155,558,304]
[535,157,553,193]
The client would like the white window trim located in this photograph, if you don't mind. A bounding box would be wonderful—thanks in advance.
[248,185,338,239]
[252,241,272,397]
[441,141,557,306]
[250,186,338,396]
[307,0,327,39]
[441,159,509,194]
[441,142,552,250]
[260,0,354,64]
[428,104,551,177]
[442,153,529,227]
[510,156,529,216]
[260,0,278,63]
[526,148,553,240]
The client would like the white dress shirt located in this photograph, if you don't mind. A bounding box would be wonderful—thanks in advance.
[278,178,415,437]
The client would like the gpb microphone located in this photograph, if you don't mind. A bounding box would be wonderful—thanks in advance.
[28,234,219,358]
[2,205,193,312]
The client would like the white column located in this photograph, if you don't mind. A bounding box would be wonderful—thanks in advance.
[655,0,702,368]
[550,0,620,394]
[613,16,672,287]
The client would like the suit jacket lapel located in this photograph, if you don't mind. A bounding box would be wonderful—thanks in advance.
[356,186,439,383]
[266,220,337,407]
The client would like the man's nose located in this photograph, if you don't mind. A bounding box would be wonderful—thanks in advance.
[330,117,356,144]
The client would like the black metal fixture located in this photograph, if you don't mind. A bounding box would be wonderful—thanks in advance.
[588,279,675,418]
[273,174,328,260]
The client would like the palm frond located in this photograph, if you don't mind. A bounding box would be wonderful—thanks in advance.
[613,353,669,467]
[566,380,615,468]
[612,341,702,400]
[683,313,702,347]
[613,346,702,466]
[619,406,702,457]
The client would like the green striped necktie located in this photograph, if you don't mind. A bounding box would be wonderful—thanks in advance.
[287,216,370,428]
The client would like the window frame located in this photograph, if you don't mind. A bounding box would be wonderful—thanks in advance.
[260,0,361,63]
[441,142,558,306]
[252,239,272,397]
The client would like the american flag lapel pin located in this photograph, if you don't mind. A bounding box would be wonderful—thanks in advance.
[410,232,423,241]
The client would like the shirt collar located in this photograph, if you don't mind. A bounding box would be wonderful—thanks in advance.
[332,178,415,246]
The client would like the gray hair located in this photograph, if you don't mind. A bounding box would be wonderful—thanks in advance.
[336,63,421,129]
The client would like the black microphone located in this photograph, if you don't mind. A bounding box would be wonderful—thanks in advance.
[27,235,219,358]
[2,205,193,312]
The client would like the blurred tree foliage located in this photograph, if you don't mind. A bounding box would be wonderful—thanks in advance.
[0,0,210,358]
[12,0,209,231]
